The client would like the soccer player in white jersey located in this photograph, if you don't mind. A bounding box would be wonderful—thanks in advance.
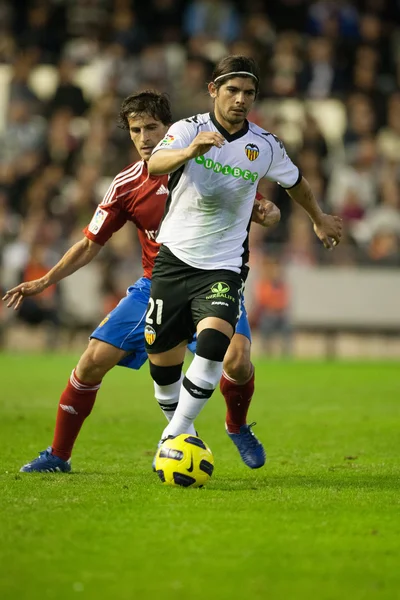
[3,90,278,473]
[145,55,343,456]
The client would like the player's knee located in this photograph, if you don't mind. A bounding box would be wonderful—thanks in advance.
[77,342,113,381]
[223,348,252,383]
[196,328,230,362]
[150,362,183,386]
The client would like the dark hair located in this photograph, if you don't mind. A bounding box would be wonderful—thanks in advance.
[118,90,172,129]
[212,55,260,95]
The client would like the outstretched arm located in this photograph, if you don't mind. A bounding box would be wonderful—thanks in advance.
[286,176,343,249]
[2,237,102,310]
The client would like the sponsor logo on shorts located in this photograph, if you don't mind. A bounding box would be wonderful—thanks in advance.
[211,282,230,294]
[145,325,156,345]
[206,282,235,302]
[211,301,229,306]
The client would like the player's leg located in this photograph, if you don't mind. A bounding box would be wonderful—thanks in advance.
[156,270,243,439]
[19,338,127,473]
[146,246,200,440]
[20,279,150,473]
[221,333,253,431]
[145,289,194,436]
[49,338,128,464]
[180,302,265,467]
[221,332,266,469]
[151,362,196,435]
[186,307,253,429]
[148,344,190,468]
[149,344,196,436]
[221,295,254,431]
[159,316,233,439]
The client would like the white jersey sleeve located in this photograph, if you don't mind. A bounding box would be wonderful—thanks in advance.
[152,118,199,154]
[262,134,300,189]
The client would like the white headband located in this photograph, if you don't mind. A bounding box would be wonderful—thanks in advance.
[214,71,259,83]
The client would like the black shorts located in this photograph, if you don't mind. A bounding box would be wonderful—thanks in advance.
[145,246,244,354]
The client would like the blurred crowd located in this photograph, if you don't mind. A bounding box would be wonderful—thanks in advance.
[0,0,399,350]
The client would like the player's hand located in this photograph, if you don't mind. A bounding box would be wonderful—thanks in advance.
[252,199,281,228]
[313,214,343,249]
[185,132,225,159]
[2,278,48,310]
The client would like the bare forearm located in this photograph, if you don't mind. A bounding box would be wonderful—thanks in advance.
[148,149,190,175]
[286,177,323,225]
[3,237,102,309]
[44,238,101,286]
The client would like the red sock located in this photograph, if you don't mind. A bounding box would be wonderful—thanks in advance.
[220,367,255,434]
[51,369,101,461]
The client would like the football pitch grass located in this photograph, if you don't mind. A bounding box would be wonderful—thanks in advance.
[1,354,399,600]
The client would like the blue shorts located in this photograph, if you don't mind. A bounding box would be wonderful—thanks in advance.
[91,277,151,370]
[91,277,251,370]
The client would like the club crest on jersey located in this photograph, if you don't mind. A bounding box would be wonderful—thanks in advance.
[160,134,175,147]
[145,325,156,345]
[245,143,259,161]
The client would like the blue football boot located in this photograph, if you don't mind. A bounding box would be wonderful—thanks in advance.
[20,447,71,473]
[226,422,266,469]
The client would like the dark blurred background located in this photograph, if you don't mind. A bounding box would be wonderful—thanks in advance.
[0,0,399,358]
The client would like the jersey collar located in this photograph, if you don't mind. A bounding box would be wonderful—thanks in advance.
[210,111,249,143]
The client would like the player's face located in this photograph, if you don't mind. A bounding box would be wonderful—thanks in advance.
[128,114,169,161]
[210,77,257,127]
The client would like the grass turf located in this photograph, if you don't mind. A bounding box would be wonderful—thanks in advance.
[0,354,399,600]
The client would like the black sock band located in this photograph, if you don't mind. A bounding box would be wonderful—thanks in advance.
[157,401,178,412]
[183,376,213,399]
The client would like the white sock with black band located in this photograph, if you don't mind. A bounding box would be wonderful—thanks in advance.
[161,355,223,438]
[154,376,196,435]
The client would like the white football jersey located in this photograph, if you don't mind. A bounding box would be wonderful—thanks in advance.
[152,112,300,274]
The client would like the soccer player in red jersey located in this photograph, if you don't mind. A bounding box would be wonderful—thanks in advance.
[3,91,279,473]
